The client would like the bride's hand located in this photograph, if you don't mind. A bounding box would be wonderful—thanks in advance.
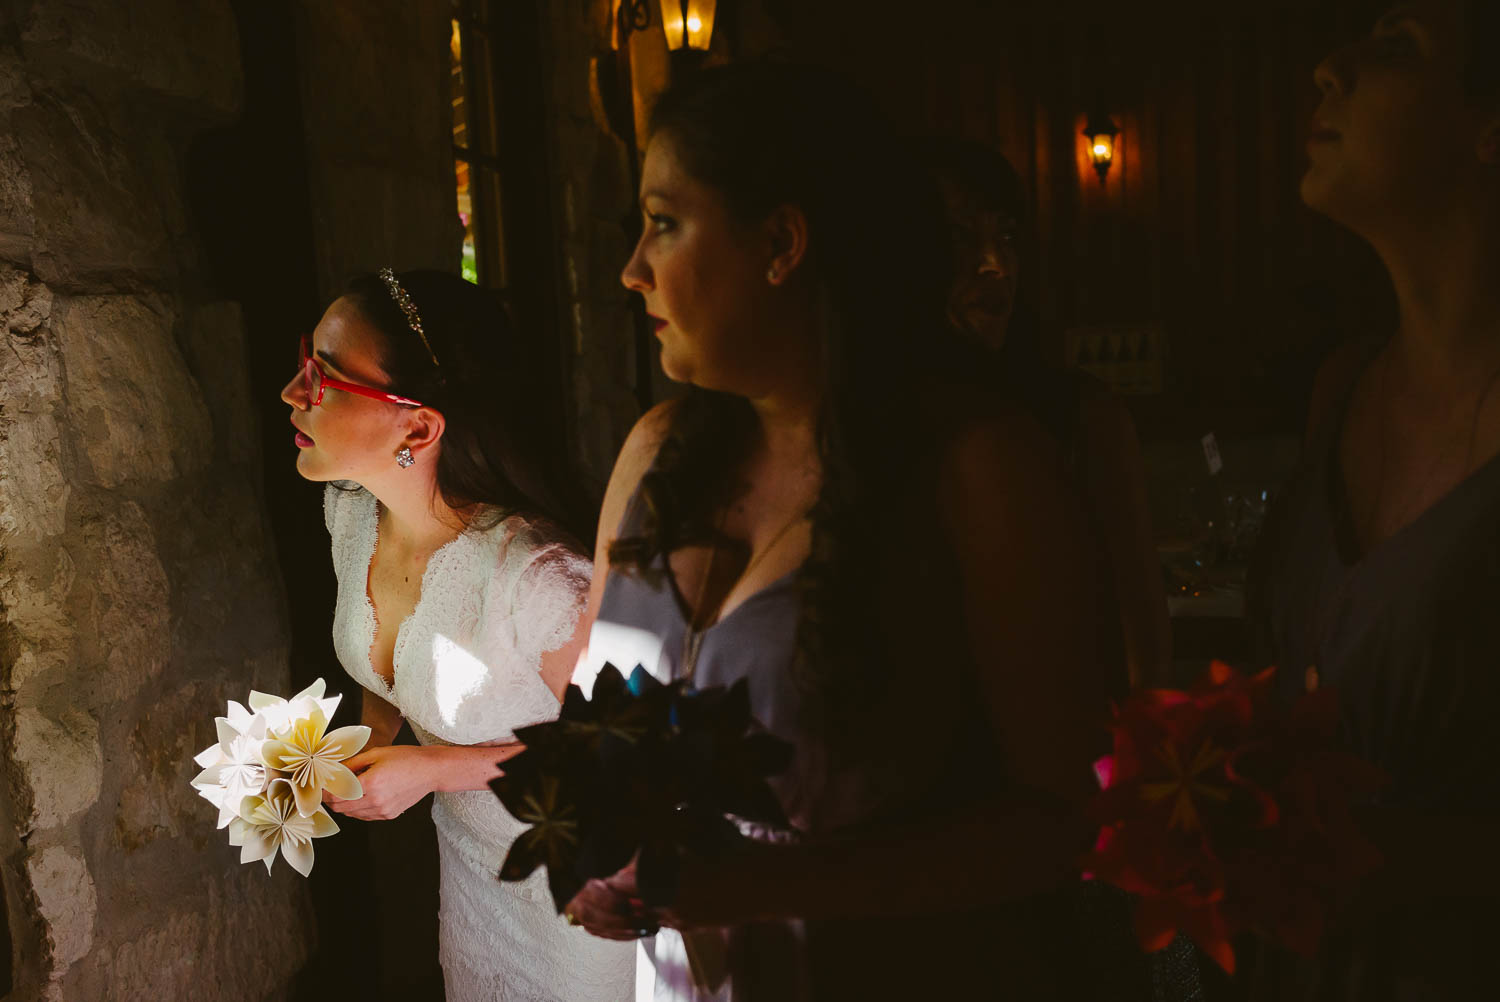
[324,745,436,821]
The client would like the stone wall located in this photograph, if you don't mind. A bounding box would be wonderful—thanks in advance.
[543,0,644,487]
[0,2,311,999]
[0,0,653,995]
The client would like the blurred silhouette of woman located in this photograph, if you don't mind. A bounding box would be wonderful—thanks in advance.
[1249,1,1500,997]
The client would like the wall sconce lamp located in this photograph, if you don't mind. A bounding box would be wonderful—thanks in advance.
[613,0,651,49]
[659,0,718,52]
[1082,113,1120,183]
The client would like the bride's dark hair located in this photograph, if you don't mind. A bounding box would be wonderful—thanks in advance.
[609,62,952,720]
[344,270,596,544]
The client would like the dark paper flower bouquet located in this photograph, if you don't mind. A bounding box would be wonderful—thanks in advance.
[490,662,794,913]
[1084,661,1385,973]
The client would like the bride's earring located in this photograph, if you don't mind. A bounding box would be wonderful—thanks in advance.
[396,447,415,468]
[766,266,779,283]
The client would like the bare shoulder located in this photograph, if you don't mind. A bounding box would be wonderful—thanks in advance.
[596,399,680,553]
[935,401,1074,528]
[612,400,678,488]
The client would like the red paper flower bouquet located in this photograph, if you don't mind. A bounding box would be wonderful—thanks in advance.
[1084,661,1385,973]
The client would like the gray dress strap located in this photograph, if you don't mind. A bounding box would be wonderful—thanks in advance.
[592,447,1191,1000]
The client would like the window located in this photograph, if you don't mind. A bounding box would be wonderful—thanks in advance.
[449,1,507,289]
[450,17,478,284]
[446,0,563,413]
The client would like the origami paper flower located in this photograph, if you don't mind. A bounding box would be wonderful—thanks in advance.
[228,778,340,876]
[496,763,588,910]
[260,703,370,818]
[1084,661,1384,974]
[249,678,341,734]
[191,706,271,828]
[494,663,792,913]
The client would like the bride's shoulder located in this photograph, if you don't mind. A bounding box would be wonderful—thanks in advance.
[476,511,591,598]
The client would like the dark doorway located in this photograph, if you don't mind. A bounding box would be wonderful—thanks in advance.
[183,1,442,998]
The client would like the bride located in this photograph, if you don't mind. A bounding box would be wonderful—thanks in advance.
[280,268,634,1000]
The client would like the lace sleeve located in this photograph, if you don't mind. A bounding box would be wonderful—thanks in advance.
[424,527,591,746]
[322,483,337,537]
[323,482,343,536]
[509,543,592,675]
[323,483,370,584]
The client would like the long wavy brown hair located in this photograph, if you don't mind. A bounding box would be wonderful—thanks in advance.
[343,270,597,544]
[608,63,955,727]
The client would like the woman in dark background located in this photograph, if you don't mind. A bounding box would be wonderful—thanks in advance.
[925,138,1201,999]
[923,138,1172,692]
[1248,0,1500,997]
[563,62,1114,999]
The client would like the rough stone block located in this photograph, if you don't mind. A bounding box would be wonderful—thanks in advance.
[51,294,213,488]
[0,41,30,112]
[0,128,33,263]
[76,500,172,701]
[0,269,68,541]
[0,262,50,331]
[71,876,309,1002]
[18,0,241,118]
[0,547,76,661]
[115,680,215,852]
[12,95,176,285]
[26,845,97,975]
[0,409,68,540]
[13,707,102,834]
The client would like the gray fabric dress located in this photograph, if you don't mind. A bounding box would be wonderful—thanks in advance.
[1247,340,1500,1000]
[581,455,1155,1001]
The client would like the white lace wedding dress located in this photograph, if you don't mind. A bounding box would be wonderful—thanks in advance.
[325,484,635,1001]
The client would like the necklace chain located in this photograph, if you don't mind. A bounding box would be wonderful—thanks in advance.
[1307,346,1500,692]
[677,509,807,683]
[1358,348,1500,546]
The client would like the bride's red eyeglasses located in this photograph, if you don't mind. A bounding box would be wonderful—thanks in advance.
[299,336,424,408]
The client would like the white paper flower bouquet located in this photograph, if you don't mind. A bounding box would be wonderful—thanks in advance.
[190,679,370,876]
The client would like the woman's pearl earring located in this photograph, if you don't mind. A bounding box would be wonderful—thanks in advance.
[767,266,779,283]
[396,447,415,468]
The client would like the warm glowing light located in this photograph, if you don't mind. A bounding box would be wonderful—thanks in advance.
[660,2,685,48]
[660,0,716,52]
[1082,114,1121,183]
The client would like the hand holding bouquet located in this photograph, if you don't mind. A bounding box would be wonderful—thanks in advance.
[491,663,792,990]
[491,663,792,909]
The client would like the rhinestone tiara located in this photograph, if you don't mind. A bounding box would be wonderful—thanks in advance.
[378,267,440,369]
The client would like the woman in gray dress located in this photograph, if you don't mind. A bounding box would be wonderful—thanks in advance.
[562,62,1118,1000]
[1247,1,1500,997]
